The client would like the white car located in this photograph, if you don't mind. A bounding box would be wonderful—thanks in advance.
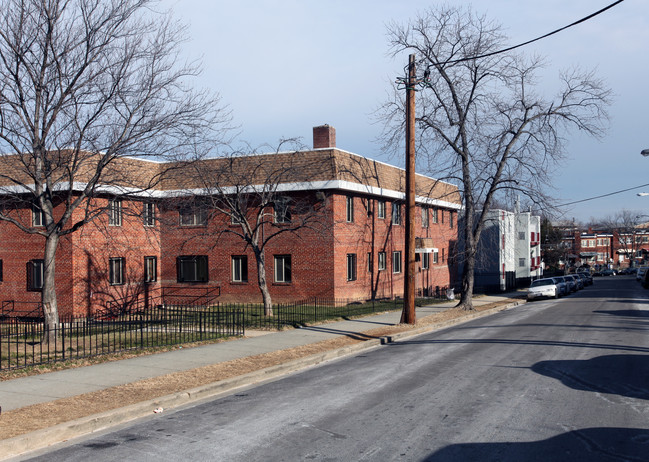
[527,278,560,301]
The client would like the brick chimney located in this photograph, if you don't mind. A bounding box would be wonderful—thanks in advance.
[313,124,336,149]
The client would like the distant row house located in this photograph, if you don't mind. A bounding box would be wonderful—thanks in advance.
[0,125,462,318]
[559,227,649,269]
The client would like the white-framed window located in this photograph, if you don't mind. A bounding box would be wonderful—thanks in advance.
[393,251,402,274]
[231,255,248,283]
[432,208,438,224]
[32,204,45,227]
[422,207,429,228]
[177,255,209,282]
[346,253,357,281]
[274,197,291,224]
[392,202,401,225]
[378,251,386,271]
[518,257,526,268]
[109,257,125,285]
[422,252,430,269]
[274,255,292,283]
[377,200,386,219]
[519,232,526,240]
[109,198,122,226]
[144,256,157,283]
[180,207,208,226]
[346,196,354,222]
[433,250,439,264]
[27,259,44,291]
[143,203,155,227]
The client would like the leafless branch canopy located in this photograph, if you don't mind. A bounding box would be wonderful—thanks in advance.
[378,6,611,307]
[0,0,231,237]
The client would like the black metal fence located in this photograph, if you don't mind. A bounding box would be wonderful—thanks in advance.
[222,292,453,331]
[0,303,244,371]
[0,289,455,371]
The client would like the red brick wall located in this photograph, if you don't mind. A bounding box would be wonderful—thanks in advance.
[0,190,458,316]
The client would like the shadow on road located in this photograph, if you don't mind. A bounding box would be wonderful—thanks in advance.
[531,354,649,400]
[423,427,649,462]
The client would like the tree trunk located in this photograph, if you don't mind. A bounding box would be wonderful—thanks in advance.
[457,249,476,311]
[42,234,60,344]
[254,248,273,316]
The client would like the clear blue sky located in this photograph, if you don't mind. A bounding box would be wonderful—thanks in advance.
[161,0,649,223]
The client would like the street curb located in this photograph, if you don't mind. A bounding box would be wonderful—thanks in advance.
[1,298,524,459]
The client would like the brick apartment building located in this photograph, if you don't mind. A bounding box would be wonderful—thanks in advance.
[0,125,462,318]
[558,227,649,270]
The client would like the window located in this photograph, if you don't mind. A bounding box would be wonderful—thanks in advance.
[232,256,248,283]
[433,250,439,264]
[519,232,526,240]
[177,255,209,283]
[346,254,357,281]
[393,251,402,274]
[144,256,157,283]
[109,257,125,285]
[231,212,243,225]
[109,198,122,226]
[519,258,526,268]
[32,204,45,227]
[377,200,386,219]
[346,196,354,222]
[0,259,2,281]
[422,207,429,228]
[449,211,454,228]
[143,203,155,227]
[392,202,401,225]
[274,197,291,224]
[367,252,373,272]
[378,251,386,271]
[422,252,430,269]
[442,248,446,263]
[274,255,292,283]
[27,259,44,291]
[180,207,208,226]
[432,208,438,224]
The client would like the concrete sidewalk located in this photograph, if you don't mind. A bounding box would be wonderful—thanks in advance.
[0,292,525,458]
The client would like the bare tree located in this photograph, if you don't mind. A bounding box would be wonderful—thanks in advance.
[0,0,230,339]
[379,6,611,310]
[179,142,331,316]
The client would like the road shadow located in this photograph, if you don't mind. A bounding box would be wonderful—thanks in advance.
[424,427,649,461]
[595,309,649,318]
[531,354,649,400]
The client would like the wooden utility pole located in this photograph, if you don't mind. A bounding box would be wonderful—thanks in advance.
[401,53,417,325]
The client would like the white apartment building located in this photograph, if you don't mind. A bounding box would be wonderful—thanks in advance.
[473,208,542,291]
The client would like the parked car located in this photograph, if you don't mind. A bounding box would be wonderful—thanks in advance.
[555,275,575,293]
[636,267,649,281]
[566,274,584,290]
[551,277,569,296]
[527,278,561,300]
[594,269,616,277]
[576,272,593,286]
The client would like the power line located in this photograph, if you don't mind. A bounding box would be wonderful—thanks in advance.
[444,0,625,65]
[559,182,649,207]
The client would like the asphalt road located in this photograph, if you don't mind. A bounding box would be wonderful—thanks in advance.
[18,277,649,461]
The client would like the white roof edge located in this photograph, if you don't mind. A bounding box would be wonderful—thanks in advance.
[0,179,463,210]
